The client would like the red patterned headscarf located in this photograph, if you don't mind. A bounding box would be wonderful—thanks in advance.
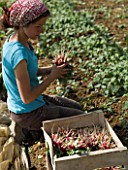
[2,0,49,27]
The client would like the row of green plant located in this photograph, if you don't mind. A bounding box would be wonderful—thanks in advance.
[0,0,128,128]
[41,0,128,128]
[39,0,128,97]
[0,0,127,98]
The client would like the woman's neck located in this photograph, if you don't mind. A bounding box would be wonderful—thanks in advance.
[9,29,30,49]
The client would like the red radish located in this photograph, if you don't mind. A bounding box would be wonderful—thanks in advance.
[54,51,73,69]
[51,126,116,158]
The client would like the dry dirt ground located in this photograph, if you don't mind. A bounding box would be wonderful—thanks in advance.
[28,0,128,169]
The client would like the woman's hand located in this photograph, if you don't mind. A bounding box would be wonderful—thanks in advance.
[49,63,70,80]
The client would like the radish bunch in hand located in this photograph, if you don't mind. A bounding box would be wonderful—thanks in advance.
[54,54,69,66]
[54,51,73,86]
[54,51,73,69]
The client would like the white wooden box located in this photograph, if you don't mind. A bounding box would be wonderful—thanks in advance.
[43,110,128,170]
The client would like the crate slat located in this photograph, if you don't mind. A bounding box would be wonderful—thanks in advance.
[43,110,104,133]
[54,148,128,170]
[43,110,128,170]
[105,119,124,148]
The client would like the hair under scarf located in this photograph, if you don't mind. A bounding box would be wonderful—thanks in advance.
[2,0,48,27]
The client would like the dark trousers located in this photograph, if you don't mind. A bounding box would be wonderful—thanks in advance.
[10,94,85,130]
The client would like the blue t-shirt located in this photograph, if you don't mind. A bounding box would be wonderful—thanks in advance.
[2,36,45,114]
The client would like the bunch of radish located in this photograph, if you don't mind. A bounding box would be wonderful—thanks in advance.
[51,126,116,158]
[54,50,73,69]
[54,51,73,87]
[54,54,69,66]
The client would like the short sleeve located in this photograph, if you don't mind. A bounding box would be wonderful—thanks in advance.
[11,47,28,69]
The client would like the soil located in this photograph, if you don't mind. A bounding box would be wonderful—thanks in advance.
[1,0,128,169]
[28,0,128,169]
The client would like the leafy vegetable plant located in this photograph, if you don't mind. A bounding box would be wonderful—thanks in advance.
[40,0,128,98]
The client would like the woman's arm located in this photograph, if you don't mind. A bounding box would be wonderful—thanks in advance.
[37,66,52,77]
[14,60,69,104]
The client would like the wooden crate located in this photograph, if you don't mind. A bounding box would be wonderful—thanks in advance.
[42,110,128,170]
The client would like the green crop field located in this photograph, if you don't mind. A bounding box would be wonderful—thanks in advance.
[0,0,128,169]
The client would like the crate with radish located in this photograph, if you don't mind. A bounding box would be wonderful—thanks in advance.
[42,110,128,170]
